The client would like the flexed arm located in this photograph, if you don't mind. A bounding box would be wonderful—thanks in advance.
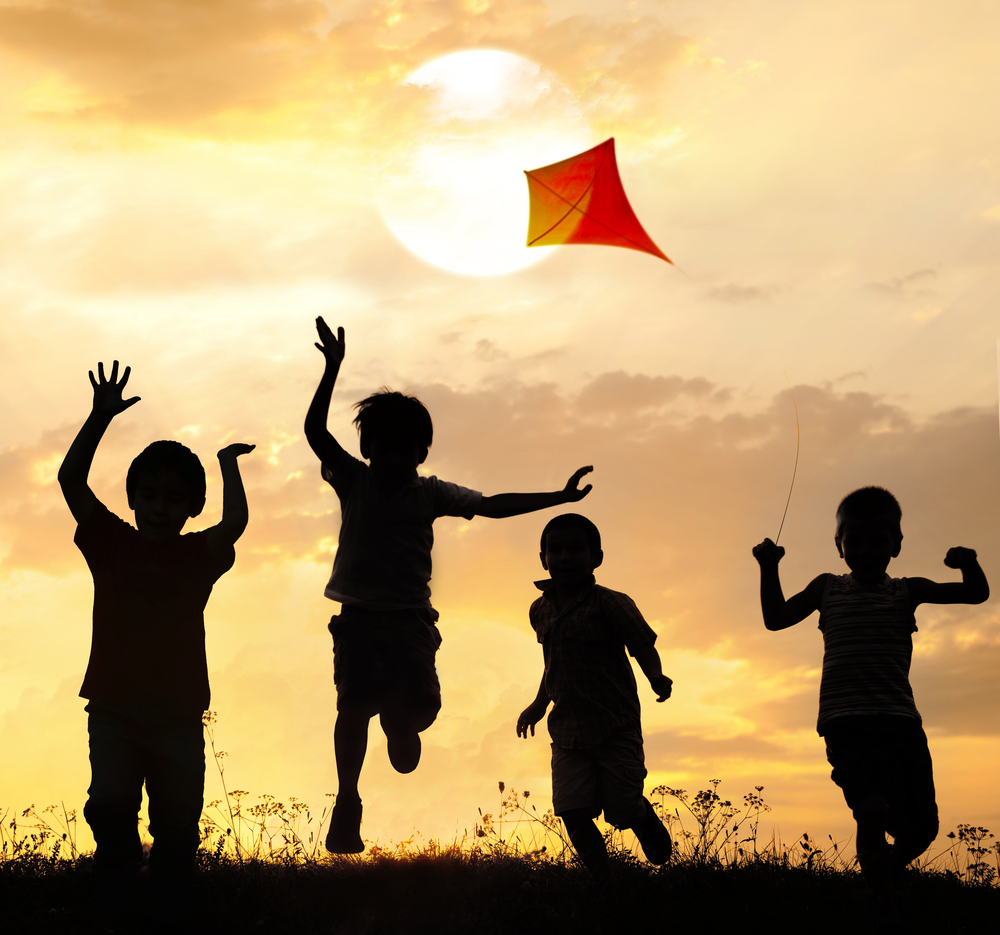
[478,466,594,519]
[58,361,140,525]
[304,317,348,468]
[907,547,990,608]
[206,444,256,561]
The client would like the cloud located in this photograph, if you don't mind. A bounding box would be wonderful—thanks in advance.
[0,1,698,139]
[0,425,82,575]
[866,269,937,296]
[0,0,326,125]
[705,283,774,304]
[4,371,1000,846]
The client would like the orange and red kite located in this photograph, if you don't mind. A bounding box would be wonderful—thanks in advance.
[524,138,671,263]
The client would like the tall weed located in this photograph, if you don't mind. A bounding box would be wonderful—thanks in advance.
[2,715,997,890]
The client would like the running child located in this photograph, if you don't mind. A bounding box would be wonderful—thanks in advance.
[753,486,988,905]
[305,318,594,853]
[516,513,674,881]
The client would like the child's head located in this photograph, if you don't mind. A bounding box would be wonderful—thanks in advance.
[126,441,206,541]
[354,390,432,462]
[834,486,902,582]
[539,513,603,580]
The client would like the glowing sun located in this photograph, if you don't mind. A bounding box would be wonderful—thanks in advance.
[377,50,591,276]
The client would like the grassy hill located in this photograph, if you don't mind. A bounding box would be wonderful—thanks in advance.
[3,779,998,934]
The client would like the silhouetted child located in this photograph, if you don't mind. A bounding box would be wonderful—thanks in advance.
[58,361,254,916]
[305,318,595,853]
[753,486,988,909]
[516,513,674,881]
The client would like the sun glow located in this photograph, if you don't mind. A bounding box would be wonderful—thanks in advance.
[377,50,591,276]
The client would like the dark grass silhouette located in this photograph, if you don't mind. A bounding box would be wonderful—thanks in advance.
[4,778,998,934]
[3,838,999,934]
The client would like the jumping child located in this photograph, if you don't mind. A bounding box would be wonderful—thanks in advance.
[58,361,254,914]
[753,486,988,907]
[305,318,594,853]
[516,513,674,881]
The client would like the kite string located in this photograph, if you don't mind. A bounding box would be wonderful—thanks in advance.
[775,373,800,546]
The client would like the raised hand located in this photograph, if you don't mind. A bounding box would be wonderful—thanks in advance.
[88,361,140,418]
[753,538,785,566]
[315,317,345,367]
[944,547,977,569]
[562,465,594,502]
[218,443,256,460]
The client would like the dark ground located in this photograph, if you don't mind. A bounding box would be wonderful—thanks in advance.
[4,851,998,934]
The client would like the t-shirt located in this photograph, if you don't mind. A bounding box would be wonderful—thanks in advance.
[74,502,234,711]
[530,578,657,748]
[817,572,920,733]
[321,454,482,610]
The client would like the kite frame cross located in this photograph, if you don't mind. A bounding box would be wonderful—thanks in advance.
[524,141,670,260]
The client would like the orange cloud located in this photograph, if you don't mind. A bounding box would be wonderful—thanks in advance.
[8,373,997,744]
[0,0,698,140]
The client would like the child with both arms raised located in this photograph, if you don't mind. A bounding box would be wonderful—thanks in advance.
[58,361,254,912]
[753,486,988,907]
[305,318,595,853]
[517,513,674,881]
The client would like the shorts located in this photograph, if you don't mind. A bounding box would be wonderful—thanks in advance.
[551,729,647,829]
[330,605,442,729]
[822,715,938,841]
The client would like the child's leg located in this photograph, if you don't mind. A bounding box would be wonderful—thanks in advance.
[334,707,372,801]
[629,797,673,865]
[886,727,939,870]
[854,792,894,894]
[551,743,610,880]
[144,705,205,879]
[824,718,903,896]
[379,611,442,774]
[594,731,672,864]
[327,706,373,854]
[84,701,145,875]
[380,683,440,774]
[561,810,610,882]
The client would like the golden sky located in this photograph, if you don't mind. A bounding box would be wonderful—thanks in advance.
[2,0,1000,854]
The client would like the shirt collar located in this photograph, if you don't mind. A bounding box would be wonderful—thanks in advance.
[534,575,596,610]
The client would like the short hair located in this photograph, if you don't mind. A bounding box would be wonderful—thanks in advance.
[353,389,433,458]
[835,486,902,544]
[126,440,206,508]
[539,513,602,555]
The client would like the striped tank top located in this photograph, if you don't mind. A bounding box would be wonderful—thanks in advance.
[816,573,920,733]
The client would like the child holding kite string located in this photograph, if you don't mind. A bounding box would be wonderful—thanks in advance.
[305,318,594,853]
[753,486,988,910]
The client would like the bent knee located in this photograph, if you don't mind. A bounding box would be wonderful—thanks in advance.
[559,807,602,832]
[853,792,889,823]
[379,693,440,736]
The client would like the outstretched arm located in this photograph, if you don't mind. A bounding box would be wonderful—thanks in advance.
[516,674,550,738]
[632,645,672,702]
[907,548,989,609]
[752,538,826,630]
[206,444,256,561]
[58,361,140,526]
[478,466,594,519]
[304,317,348,469]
